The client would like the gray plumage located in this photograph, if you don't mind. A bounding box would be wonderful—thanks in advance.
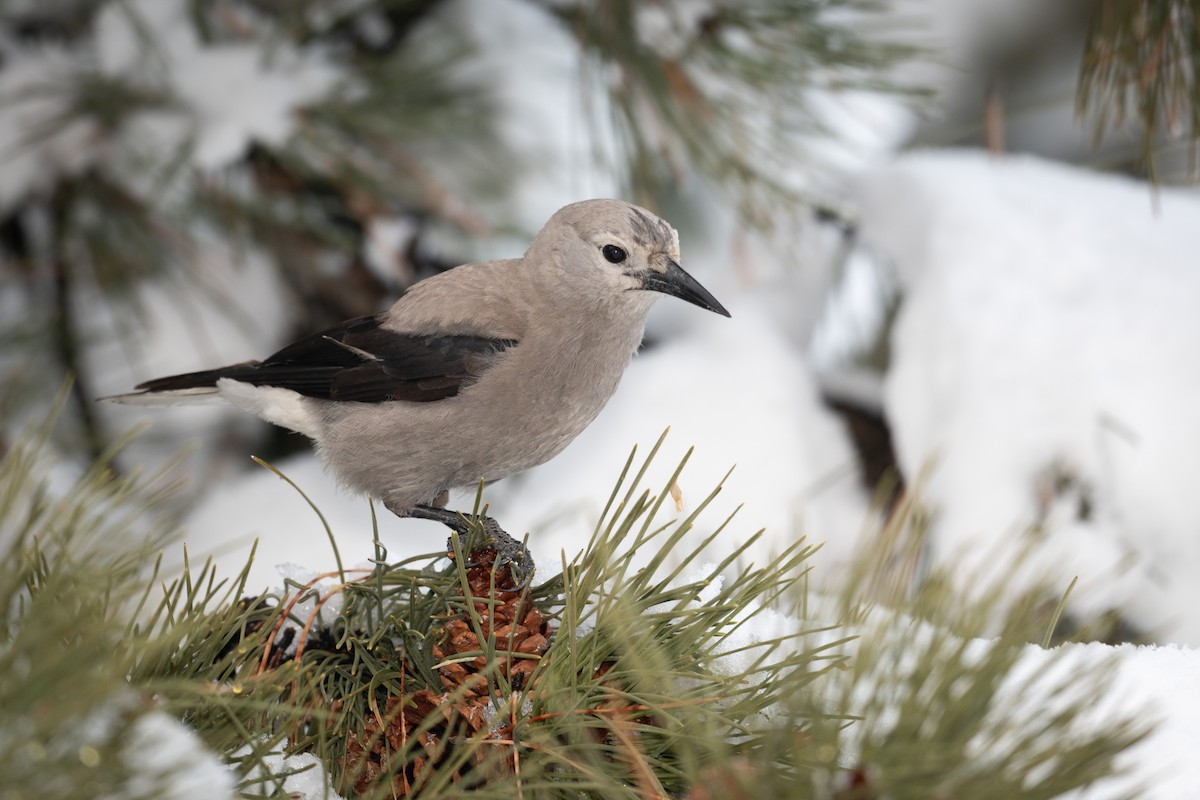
[110,199,730,519]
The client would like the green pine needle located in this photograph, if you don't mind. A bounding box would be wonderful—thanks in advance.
[0,415,1150,798]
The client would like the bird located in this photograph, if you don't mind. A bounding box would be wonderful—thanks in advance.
[108,199,730,574]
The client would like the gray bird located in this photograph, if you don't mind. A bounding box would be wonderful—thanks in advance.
[110,199,729,570]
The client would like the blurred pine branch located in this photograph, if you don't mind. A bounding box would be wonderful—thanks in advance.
[549,0,925,224]
[1078,0,1200,177]
[0,0,508,452]
[0,393,196,799]
[1,0,929,457]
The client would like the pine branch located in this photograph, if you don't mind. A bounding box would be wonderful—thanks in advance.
[0,412,1150,798]
[131,433,1145,798]
[1077,0,1200,176]
[50,251,106,463]
[547,0,925,224]
[0,397,189,800]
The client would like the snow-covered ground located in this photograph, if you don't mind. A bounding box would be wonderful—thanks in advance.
[856,151,1200,643]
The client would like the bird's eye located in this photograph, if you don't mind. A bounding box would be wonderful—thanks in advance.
[601,244,627,264]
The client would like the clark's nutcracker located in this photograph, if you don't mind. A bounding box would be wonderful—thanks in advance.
[110,199,729,567]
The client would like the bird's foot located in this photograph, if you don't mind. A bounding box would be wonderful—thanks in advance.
[408,505,535,590]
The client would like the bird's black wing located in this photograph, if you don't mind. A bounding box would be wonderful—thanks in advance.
[135,315,519,403]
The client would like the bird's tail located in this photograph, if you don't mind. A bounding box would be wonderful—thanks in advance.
[101,363,257,406]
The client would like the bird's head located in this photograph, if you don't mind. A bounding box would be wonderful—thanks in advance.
[530,199,731,318]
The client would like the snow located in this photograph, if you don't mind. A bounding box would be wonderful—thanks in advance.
[0,46,97,213]
[856,150,1200,643]
[18,693,236,800]
[240,748,345,800]
[94,0,341,170]
[0,0,340,216]
[1076,643,1200,799]
[818,625,1200,800]
[445,0,620,233]
[122,711,237,800]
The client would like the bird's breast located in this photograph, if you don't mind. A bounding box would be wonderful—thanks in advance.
[462,318,645,476]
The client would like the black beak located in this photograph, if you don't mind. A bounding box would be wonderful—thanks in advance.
[640,259,731,317]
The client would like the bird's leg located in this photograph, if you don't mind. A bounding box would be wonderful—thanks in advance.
[406,504,535,588]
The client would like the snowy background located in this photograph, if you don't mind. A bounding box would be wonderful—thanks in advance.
[2,0,1198,797]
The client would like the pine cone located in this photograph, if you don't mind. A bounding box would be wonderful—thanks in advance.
[342,690,492,795]
[339,537,553,795]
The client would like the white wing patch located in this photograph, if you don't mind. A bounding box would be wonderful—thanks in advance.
[216,379,323,439]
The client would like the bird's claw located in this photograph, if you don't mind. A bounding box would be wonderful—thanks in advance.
[410,504,534,591]
[457,518,535,591]
[485,520,536,591]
